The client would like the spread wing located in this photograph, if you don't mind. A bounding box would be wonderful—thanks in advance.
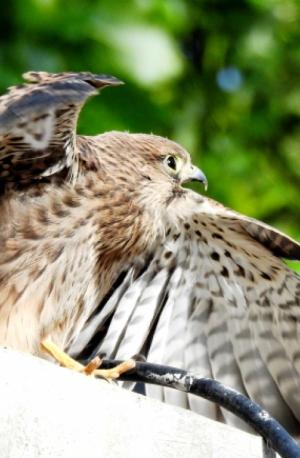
[0,71,122,184]
[69,190,300,436]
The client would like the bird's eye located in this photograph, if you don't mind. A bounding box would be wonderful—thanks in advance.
[165,155,177,171]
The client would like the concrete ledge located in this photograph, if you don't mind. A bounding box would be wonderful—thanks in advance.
[0,348,265,457]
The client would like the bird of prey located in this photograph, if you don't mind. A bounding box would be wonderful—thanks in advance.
[0,71,207,377]
[1,72,300,437]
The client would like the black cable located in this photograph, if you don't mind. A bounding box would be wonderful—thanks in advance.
[98,359,300,458]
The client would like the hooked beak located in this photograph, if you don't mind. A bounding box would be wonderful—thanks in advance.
[181,165,208,191]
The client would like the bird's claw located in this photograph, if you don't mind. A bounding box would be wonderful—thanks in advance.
[41,338,136,381]
[94,359,136,381]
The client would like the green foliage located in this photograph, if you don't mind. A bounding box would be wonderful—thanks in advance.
[1,0,300,270]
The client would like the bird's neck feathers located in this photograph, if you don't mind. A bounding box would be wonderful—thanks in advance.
[163,188,205,228]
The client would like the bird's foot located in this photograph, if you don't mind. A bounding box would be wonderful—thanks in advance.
[93,359,136,380]
[41,338,83,371]
[40,338,135,380]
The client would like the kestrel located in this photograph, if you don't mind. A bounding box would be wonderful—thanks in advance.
[1,72,300,436]
[0,71,207,377]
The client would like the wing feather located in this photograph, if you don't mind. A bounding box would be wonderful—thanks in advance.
[114,267,170,360]
[0,71,122,184]
[70,191,300,434]
[67,268,134,357]
[145,266,185,404]
[96,270,150,359]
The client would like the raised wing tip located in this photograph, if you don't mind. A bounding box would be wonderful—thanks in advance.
[88,75,125,88]
[22,71,124,88]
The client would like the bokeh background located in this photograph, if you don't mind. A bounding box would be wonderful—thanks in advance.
[1,0,300,270]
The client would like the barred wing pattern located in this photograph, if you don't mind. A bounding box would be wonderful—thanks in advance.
[70,192,300,436]
[0,72,121,183]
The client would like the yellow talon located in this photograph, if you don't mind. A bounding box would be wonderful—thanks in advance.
[94,359,136,380]
[41,338,136,380]
[41,338,83,371]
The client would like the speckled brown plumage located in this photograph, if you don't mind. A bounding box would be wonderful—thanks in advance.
[0,71,205,355]
[1,72,300,438]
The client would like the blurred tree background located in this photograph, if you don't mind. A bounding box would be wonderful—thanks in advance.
[1,0,300,270]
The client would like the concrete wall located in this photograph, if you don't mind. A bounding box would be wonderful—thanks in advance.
[0,348,267,458]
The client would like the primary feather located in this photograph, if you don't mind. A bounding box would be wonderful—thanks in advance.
[71,192,300,436]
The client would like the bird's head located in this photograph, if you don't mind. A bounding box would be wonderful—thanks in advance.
[92,131,207,196]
